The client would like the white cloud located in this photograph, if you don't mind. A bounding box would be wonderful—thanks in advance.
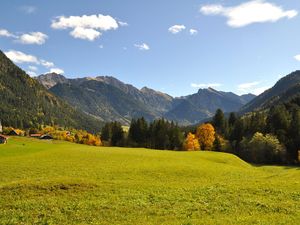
[17,32,48,45]
[200,0,298,28]
[168,25,186,34]
[0,29,15,38]
[0,29,48,45]
[189,29,198,35]
[4,50,62,73]
[40,59,54,68]
[238,81,261,90]
[118,21,128,26]
[27,71,37,77]
[20,6,37,14]
[191,83,222,88]
[201,4,224,15]
[51,14,119,41]
[4,50,39,64]
[251,86,270,95]
[50,68,64,74]
[294,55,300,61]
[70,27,101,41]
[99,45,104,49]
[237,81,269,95]
[134,43,150,51]
[28,65,38,71]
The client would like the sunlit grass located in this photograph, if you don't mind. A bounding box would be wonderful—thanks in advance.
[0,137,299,224]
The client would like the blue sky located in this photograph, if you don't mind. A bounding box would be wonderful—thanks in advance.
[0,0,300,97]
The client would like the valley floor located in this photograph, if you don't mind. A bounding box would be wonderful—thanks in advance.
[0,137,299,225]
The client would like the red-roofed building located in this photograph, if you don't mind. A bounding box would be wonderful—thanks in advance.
[30,134,42,138]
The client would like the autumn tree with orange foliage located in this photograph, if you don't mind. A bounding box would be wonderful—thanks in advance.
[196,123,215,150]
[183,132,200,151]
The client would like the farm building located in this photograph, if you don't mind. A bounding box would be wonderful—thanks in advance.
[40,134,53,140]
[8,129,23,136]
[0,134,8,144]
[30,134,42,138]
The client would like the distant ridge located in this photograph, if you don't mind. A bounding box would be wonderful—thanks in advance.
[37,73,255,125]
[241,70,300,113]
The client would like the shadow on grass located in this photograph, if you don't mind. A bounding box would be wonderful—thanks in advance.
[251,163,300,170]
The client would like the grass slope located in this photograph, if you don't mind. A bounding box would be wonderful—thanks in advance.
[0,137,299,225]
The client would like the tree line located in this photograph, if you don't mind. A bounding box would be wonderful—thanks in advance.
[101,118,184,150]
[208,102,300,164]
[101,104,300,165]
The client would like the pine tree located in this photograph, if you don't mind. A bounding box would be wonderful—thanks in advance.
[287,109,300,162]
[212,109,227,135]
[128,117,148,147]
[228,112,237,127]
[111,122,124,146]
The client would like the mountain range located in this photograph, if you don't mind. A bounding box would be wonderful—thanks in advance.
[2,47,300,131]
[36,73,256,125]
[0,50,102,132]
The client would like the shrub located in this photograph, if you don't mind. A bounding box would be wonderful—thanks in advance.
[241,132,286,164]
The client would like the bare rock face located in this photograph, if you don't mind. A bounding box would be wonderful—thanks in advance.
[35,73,69,89]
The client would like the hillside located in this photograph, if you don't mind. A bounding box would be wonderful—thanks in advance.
[241,70,300,113]
[168,88,255,125]
[0,50,102,132]
[50,80,156,124]
[0,137,299,224]
[37,73,255,125]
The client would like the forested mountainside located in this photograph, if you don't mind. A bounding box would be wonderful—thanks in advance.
[241,70,300,113]
[0,50,102,133]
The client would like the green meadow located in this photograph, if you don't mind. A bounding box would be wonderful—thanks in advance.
[0,137,299,225]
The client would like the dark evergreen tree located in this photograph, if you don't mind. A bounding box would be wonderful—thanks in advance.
[287,109,300,162]
[148,118,183,150]
[212,109,227,135]
[128,117,148,147]
[245,112,266,136]
[228,112,237,127]
[266,105,290,144]
[111,122,124,146]
[229,118,245,155]
[101,123,112,142]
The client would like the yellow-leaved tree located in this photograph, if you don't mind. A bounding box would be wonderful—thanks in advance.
[183,132,200,151]
[196,123,215,150]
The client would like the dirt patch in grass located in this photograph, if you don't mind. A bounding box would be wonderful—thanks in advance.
[0,179,99,196]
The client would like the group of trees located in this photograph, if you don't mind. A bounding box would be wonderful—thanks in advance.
[49,128,102,146]
[183,123,217,151]
[101,105,300,165]
[2,125,102,146]
[101,122,125,146]
[101,118,184,150]
[210,105,300,164]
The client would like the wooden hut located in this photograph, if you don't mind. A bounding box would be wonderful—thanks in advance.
[40,134,53,140]
[0,134,8,144]
[8,129,24,136]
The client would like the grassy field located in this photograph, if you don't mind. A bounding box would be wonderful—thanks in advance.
[0,137,299,225]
